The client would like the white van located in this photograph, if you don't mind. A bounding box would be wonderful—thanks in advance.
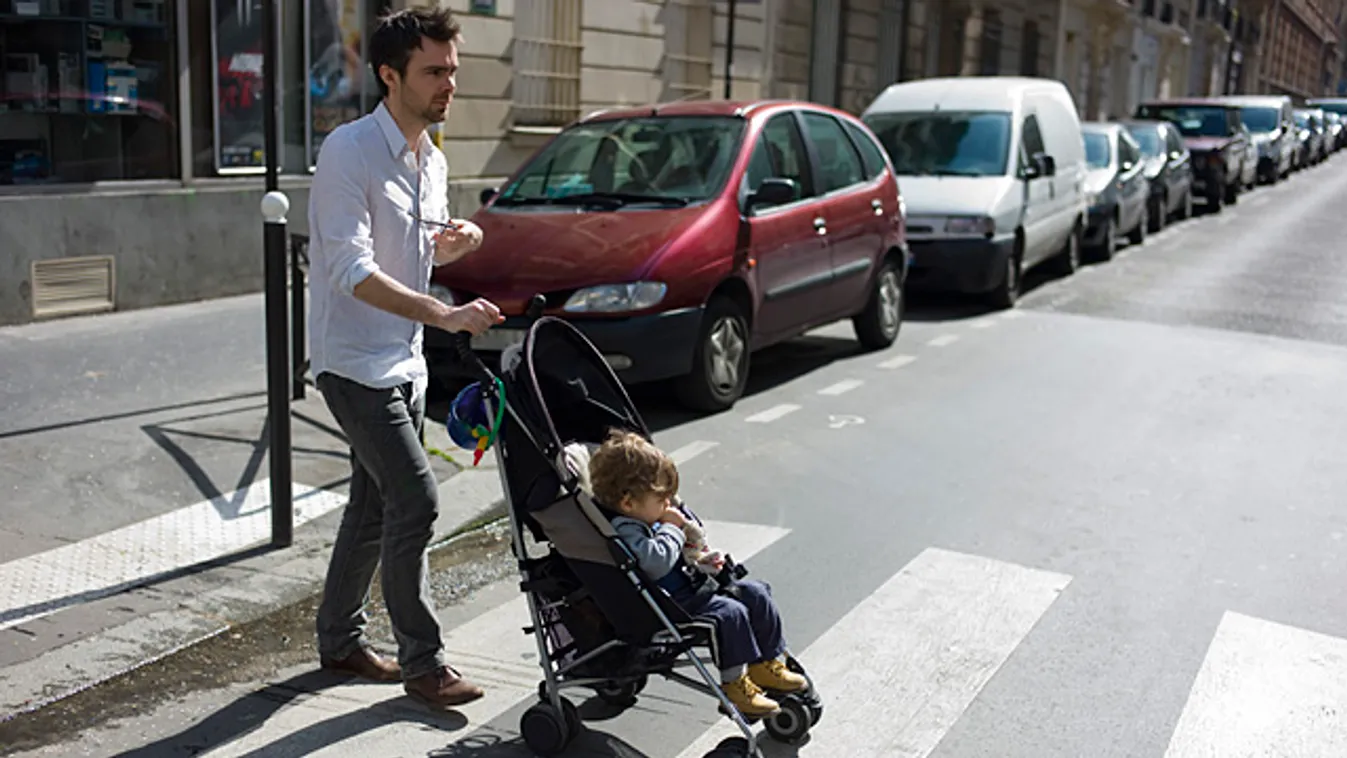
[861,77,1087,307]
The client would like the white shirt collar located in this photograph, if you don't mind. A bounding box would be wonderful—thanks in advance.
[372,101,434,164]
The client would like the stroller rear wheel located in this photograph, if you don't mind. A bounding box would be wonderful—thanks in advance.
[595,674,648,706]
[520,696,581,756]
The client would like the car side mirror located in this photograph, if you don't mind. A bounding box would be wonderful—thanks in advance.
[1022,161,1041,180]
[749,177,798,209]
[1036,154,1056,177]
[479,187,498,206]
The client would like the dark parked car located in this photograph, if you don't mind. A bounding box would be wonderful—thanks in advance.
[427,100,909,411]
[1135,99,1248,211]
[1081,123,1150,260]
[1122,119,1195,231]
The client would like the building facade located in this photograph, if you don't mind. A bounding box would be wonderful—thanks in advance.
[7,0,1343,327]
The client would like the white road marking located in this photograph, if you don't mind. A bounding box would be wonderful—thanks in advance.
[971,319,999,329]
[675,547,1072,757]
[202,520,793,758]
[0,479,347,631]
[827,414,866,428]
[669,440,720,466]
[878,354,917,369]
[1163,611,1347,757]
[927,334,960,347]
[746,404,801,424]
[1000,310,1026,320]
[817,379,864,396]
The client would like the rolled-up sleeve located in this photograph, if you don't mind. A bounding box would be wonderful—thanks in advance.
[615,520,685,581]
[311,130,380,295]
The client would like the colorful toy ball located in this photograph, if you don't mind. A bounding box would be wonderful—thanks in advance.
[447,382,493,464]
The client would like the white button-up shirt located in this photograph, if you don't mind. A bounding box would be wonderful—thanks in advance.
[307,102,450,392]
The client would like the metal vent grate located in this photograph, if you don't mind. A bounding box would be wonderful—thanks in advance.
[31,256,116,319]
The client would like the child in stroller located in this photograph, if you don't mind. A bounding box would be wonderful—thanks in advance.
[587,429,808,718]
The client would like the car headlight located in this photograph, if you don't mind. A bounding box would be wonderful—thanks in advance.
[944,216,994,236]
[563,282,667,313]
[428,283,455,305]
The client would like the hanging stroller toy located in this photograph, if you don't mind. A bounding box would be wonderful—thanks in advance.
[446,295,822,758]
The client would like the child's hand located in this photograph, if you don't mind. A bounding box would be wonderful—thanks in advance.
[658,506,686,528]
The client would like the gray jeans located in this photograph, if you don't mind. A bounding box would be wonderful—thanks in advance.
[315,372,445,680]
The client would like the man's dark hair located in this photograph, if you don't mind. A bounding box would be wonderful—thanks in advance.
[368,7,461,98]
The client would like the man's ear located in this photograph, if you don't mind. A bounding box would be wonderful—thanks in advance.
[379,63,398,93]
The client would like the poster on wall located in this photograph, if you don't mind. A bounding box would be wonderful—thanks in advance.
[211,0,272,173]
[307,0,368,170]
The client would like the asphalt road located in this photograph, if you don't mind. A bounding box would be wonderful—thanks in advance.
[8,152,1347,757]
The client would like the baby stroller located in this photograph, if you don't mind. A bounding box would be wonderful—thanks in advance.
[447,302,823,757]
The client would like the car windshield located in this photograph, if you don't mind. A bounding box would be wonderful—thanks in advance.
[1136,105,1231,137]
[863,111,1012,176]
[1295,111,1310,128]
[1240,107,1281,133]
[1084,132,1112,168]
[495,116,745,205]
[1127,127,1163,157]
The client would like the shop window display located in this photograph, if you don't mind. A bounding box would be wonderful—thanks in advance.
[0,0,177,186]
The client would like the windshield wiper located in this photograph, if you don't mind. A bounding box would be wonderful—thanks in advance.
[931,168,985,177]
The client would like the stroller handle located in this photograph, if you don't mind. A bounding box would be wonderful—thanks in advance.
[451,293,549,382]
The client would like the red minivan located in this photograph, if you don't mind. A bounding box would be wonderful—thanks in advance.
[428,99,909,411]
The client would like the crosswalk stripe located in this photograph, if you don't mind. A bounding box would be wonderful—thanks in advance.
[675,547,1071,757]
[199,520,793,757]
[927,334,960,347]
[1162,611,1347,757]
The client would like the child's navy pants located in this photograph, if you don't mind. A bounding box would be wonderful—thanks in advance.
[682,579,786,669]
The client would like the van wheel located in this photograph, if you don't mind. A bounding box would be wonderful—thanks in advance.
[675,297,750,412]
[1051,225,1081,277]
[986,239,1022,309]
[853,261,903,350]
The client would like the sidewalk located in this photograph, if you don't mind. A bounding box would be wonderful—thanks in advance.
[0,294,508,722]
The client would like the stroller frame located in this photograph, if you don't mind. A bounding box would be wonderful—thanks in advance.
[447,311,819,757]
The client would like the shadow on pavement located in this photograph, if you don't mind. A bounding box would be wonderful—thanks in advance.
[108,670,468,758]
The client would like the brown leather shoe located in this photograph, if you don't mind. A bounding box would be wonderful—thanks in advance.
[404,665,485,709]
[320,647,401,682]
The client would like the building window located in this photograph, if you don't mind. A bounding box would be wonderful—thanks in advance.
[979,9,1003,76]
[1,2,178,186]
[664,0,713,100]
[512,0,582,127]
[1021,20,1040,76]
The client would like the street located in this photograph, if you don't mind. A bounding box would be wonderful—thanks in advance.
[6,152,1347,757]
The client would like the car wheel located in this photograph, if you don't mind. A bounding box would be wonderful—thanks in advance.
[1178,188,1193,220]
[1225,176,1239,205]
[1092,217,1116,263]
[1051,224,1080,277]
[986,238,1023,309]
[1148,194,1166,233]
[853,260,903,350]
[675,296,750,412]
[1128,203,1147,246]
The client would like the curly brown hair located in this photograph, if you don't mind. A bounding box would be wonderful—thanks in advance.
[588,429,679,507]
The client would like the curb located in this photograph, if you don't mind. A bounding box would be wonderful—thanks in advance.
[0,465,507,723]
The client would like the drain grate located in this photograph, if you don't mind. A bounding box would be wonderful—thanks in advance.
[31,255,116,319]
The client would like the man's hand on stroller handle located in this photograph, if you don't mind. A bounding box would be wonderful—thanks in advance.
[437,298,501,336]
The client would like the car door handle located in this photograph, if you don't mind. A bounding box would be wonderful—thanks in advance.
[814,217,827,235]
[871,198,883,215]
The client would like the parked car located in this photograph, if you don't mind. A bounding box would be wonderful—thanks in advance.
[861,76,1087,308]
[1306,98,1347,149]
[1135,99,1249,211]
[1217,94,1295,183]
[1121,119,1195,232]
[1324,112,1345,151]
[1080,123,1149,259]
[427,99,910,411]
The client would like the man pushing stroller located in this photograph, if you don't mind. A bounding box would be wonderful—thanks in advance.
[588,430,808,717]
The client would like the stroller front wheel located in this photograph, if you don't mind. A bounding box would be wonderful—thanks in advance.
[763,695,812,745]
[520,697,581,756]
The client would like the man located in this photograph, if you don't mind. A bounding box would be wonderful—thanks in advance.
[306,7,498,710]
